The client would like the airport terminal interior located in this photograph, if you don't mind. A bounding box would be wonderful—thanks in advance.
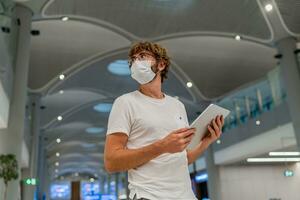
[0,0,300,199]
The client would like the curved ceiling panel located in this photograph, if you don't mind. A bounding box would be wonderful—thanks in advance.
[28,19,131,90]
[275,0,300,35]
[48,153,103,164]
[40,89,107,126]
[159,36,277,99]
[43,0,271,40]
[47,143,104,157]
[53,168,102,179]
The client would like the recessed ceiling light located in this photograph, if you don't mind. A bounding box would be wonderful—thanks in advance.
[57,116,63,121]
[186,82,193,88]
[56,138,61,144]
[216,140,221,144]
[86,127,105,134]
[247,157,300,162]
[256,120,261,125]
[108,60,131,76]
[56,152,60,157]
[55,169,59,173]
[235,35,241,41]
[269,152,300,156]
[265,4,273,12]
[90,178,95,182]
[59,74,65,80]
[93,103,112,113]
[61,16,69,21]
[55,162,59,166]
[81,143,97,148]
[59,90,64,94]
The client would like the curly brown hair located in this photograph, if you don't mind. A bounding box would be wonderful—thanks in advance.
[128,41,171,83]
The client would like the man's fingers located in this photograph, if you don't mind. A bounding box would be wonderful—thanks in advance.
[183,134,194,144]
[212,119,220,133]
[175,127,190,133]
[221,115,224,125]
[178,128,196,138]
[216,115,222,127]
[207,125,215,136]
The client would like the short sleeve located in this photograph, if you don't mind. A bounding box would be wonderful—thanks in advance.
[106,97,132,136]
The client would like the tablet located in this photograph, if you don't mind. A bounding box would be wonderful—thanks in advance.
[187,104,230,149]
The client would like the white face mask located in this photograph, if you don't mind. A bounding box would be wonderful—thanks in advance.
[131,60,156,85]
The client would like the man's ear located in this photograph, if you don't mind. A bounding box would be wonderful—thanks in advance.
[158,60,166,72]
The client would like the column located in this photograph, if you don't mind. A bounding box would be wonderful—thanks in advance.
[115,172,119,198]
[277,37,300,151]
[23,93,42,200]
[125,172,129,199]
[107,174,111,194]
[37,134,46,199]
[100,175,105,194]
[267,66,283,106]
[205,145,221,200]
[0,4,32,200]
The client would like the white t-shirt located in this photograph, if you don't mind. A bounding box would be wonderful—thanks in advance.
[106,90,197,200]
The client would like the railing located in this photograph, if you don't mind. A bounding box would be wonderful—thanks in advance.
[217,66,287,132]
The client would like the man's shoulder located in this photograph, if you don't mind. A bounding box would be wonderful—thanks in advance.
[114,90,137,103]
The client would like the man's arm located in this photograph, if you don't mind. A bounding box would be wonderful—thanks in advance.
[104,128,195,173]
[104,133,164,173]
[186,142,209,165]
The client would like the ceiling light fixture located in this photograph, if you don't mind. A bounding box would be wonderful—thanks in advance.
[265,4,273,12]
[55,162,59,166]
[107,60,131,76]
[86,127,105,134]
[235,35,241,41]
[269,152,300,156]
[247,157,300,162]
[56,152,60,157]
[59,74,65,80]
[57,116,63,121]
[61,16,69,21]
[186,82,193,88]
[256,120,260,126]
[93,103,113,113]
[56,138,61,144]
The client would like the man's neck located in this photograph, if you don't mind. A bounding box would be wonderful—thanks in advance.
[139,76,164,99]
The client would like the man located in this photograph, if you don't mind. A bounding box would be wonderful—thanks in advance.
[104,41,224,200]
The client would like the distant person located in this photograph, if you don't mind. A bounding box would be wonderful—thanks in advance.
[104,41,224,200]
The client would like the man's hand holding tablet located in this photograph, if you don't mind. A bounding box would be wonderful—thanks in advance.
[200,114,225,148]
[183,104,230,164]
[187,104,230,150]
